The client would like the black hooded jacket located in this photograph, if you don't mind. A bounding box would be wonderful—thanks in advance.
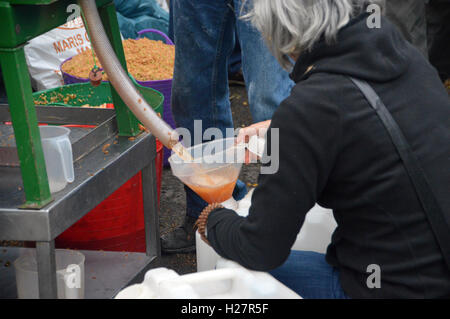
[206,13,450,298]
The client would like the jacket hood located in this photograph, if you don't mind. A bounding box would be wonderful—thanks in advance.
[291,13,412,83]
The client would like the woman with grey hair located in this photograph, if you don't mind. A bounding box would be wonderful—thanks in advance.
[194,0,450,298]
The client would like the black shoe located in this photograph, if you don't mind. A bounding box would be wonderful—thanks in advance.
[161,215,197,254]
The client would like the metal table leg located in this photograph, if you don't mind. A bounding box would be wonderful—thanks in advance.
[142,160,161,258]
[36,241,58,299]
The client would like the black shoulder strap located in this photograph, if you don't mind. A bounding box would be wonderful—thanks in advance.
[349,77,450,270]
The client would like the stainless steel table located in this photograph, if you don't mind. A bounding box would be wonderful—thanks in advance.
[0,130,161,298]
[0,247,156,299]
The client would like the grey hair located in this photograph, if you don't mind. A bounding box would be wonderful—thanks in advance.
[243,0,385,70]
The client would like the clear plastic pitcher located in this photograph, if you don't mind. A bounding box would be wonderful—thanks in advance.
[39,126,75,193]
[14,249,85,299]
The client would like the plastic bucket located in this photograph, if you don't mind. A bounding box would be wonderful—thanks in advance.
[60,29,175,165]
[14,249,85,299]
[55,141,162,253]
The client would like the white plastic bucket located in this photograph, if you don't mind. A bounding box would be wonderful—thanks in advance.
[14,249,85,299]
[39,126,75,193]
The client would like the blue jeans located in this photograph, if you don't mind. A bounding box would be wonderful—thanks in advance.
[228,31,242,75]
[270,251,350,299]
[170,0,294,218]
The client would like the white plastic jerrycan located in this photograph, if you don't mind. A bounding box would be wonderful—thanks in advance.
[196,189,337,272]
[39,126,75,193]
[115,267,301,299]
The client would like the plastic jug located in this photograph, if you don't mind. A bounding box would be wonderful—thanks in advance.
[196,189,253,272]
[196,189,337,272]
[291,205,337,253]
[14,249,85,299]
[39,126,75,193]
[115,267,301,299]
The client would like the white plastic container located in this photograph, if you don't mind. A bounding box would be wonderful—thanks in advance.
[196,190,253,272]
[14,249,85,299]
[115,267,301,299]
[196,189,337,272]
[247,135,266,158]
[291,205,337,253]
[39,126,75,193]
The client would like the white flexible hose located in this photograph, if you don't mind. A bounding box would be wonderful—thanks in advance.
[79,0,179,149]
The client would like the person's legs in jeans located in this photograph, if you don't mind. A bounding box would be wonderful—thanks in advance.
[162,0,294,254]
[162,0,247,253]
[233,0,294,123]
[172,0,248,214]
[270,251,349,299]
[228,30,242,77]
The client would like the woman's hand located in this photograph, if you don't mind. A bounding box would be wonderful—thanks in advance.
[236,120,271,164]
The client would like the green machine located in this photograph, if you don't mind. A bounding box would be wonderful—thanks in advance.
[0,0,141,208]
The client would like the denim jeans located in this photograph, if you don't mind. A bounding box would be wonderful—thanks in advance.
[170,0,294,218]
[228,32,242,75]
[270,251,350,299]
